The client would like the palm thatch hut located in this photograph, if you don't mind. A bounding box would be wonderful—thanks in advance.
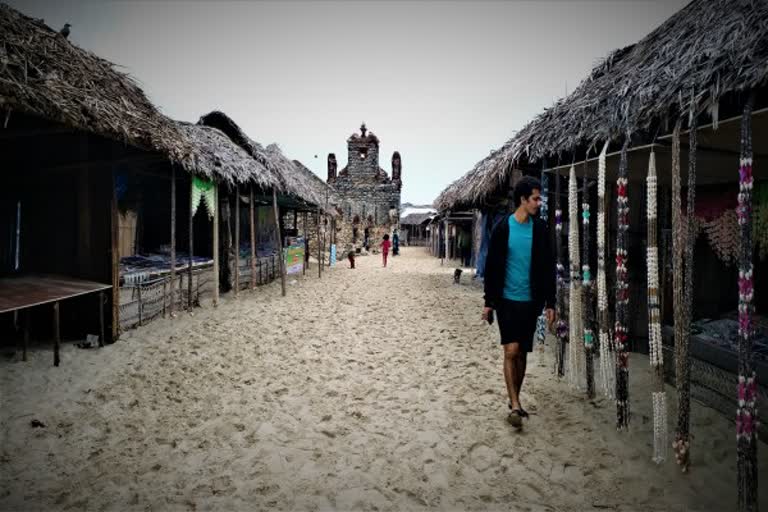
[0,4,199,358]
[0,4,284,356]
[399,211,434,247]
[448,0,768,206]
[434,0,768,468]
[198,111,342,278]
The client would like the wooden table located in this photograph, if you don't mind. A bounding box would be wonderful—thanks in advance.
[0,274,112,366]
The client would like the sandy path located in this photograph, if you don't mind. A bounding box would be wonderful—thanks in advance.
[1,247,765,511]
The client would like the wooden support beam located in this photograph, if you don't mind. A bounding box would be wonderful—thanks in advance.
[0,126,76,139]
[35,155,165,174]
[250,186,256,290]
[303,211,308,276]
[273,189,287,296]
[22,310,29,362]
[234,185,240,297]
[317,208,322,278]
[99,291,105,348]
[111,169,119,341]
[212,184,220,307]
[188,180,194,310]
[170,165,176,316]
[53,302,60,367]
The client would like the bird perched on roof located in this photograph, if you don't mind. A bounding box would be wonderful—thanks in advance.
[60,23,71,39]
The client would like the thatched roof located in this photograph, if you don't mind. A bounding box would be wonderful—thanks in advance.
[0,4,192,161]
[175,122,279,188]
[400,212,433,225]
[433,144,512,211]
[438,0,768,210]
[197,111,283,187]
[292,160,340,210]
[502,0,768,166]
[264,143,319,204]
[198,111,339,208]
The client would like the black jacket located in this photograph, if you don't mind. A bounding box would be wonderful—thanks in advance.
[483,214,556,311]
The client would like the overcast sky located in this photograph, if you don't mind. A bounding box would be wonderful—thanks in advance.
[11,0,688,205]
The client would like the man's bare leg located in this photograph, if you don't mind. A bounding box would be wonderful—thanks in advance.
[503,343,522,410]
[503,343,524,427]
[515,352,528,397]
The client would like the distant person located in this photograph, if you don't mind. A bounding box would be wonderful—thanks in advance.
[346,243,356,269]
[381,234,391,267]
[481,176,555,429]
[458,229,471,267]
[392,230,400,256]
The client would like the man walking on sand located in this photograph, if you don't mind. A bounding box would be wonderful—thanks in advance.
[481,176,556,429]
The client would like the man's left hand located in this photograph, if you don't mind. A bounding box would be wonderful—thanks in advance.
[545,308,556,328]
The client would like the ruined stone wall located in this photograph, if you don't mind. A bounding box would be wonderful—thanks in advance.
[324,126,402,260]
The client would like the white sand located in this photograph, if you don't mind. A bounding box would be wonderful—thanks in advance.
[1,247,766,511]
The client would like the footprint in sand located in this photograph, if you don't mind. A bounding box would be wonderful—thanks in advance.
[468,443,498,472]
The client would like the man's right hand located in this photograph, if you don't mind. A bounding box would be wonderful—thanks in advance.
[481,307,493,322]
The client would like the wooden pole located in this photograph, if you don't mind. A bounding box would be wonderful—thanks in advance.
[272,189,286,296]
[22,309,29,362]
[99,291,105,347]
[302,211,308,276]
[213,183,220,307]
[250,186,256,290]
[111,169,119,341]
[317,208,322,278]
[170,165,176,316]
[327,217,331,267]
[137,284,143,326]
[234,185,240,297]
[188,179,194,310]
[53,302,60,367]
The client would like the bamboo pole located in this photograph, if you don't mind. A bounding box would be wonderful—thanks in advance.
[213,183,220,306]
[188,179,194,310]
[272,190,286,296]
[23,310,29,362]
[53,302,60,367]
[329,217,333,266]
[234,185,240,297]
[317,208,322,278]
[303,211,308,276]
[99,291,105,348]
[111,169,119,341]
[170,165,176,316]
[250,186,256,290]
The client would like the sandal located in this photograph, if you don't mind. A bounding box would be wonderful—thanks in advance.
[507,409,524,428]
[508,401,529,418]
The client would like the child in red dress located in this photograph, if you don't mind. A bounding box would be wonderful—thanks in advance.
[381,234,391,267]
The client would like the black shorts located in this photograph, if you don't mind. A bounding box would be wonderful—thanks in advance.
[496,299,538,352]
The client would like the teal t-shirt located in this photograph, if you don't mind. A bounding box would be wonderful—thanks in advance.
[502,215,533,301]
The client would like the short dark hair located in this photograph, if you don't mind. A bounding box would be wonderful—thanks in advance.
[383,234,390,240]
[512,176,542,207]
